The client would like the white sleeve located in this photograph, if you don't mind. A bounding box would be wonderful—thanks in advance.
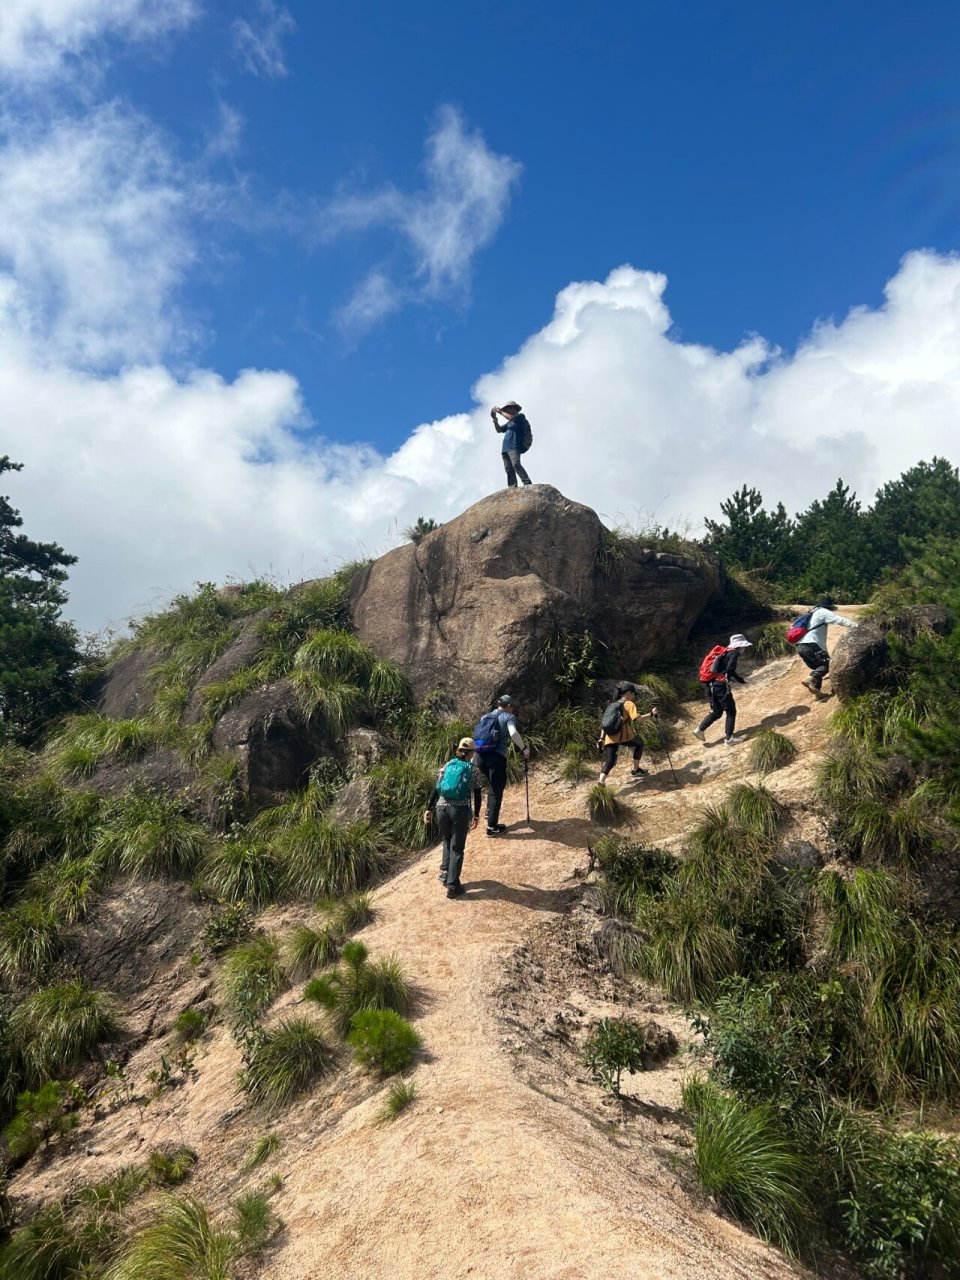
[508,721,526,751]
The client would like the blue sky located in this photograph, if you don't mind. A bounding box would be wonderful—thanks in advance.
[2,1,960,628]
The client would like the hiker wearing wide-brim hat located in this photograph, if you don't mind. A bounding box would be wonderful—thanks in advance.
[490,400,533,489]
[796,596,859,699]
[693,634,752,747]
[423,737,487,899]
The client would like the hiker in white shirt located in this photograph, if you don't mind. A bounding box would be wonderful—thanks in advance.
[797,596,858,698]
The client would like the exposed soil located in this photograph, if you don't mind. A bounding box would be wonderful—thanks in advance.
[9,640,859,1279]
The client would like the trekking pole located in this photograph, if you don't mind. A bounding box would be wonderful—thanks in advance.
[524,759,531,823]
[654,714,679,787]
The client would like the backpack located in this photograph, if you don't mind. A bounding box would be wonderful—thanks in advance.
[698,645,728,683]
[785,611,813,646]
[600,700,625,736]
[473,710,502,752]
[437,758,473,803]
[517,414,533,454]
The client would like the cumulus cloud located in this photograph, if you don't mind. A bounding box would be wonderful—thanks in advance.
[232,0,296,79]
[326,106,522,334]
[6,252,960,633]
[0,0,196,81]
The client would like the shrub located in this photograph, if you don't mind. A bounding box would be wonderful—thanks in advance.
[11,982,119,1085]
[748,729,797,775]
[304,941,413,1038]
[286,922,343,978]
[727,782,787,841]
[378,1077,418,1124]
[104,1192,236,1280]
[683,1079,812,1254]
[218,935,286,1025]
[201,839,282,907]
[332,891,376,934]
[231,1190,281,1256]
[582,1017,678,1096]
[593,837,678,918]
[0,898,61,982]
[147,1146,197,1187]
[244,1017,333,1109]
[347,1009,421,1076]
[243,1132,281,1171]
[3,1080,84,1161]
[172,1008,208,1042]
[586,783,636,828]
[272,819,384,900]
[94,791,206,879]
[202,900,253,954]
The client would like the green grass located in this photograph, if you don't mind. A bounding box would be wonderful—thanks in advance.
[333,891,376,934]
[347,1009,422,1076]
[244,1017,333,1109]
[172,1008,208,1042]
[197,666,268,722]
[272,818,384,900]
[104,1192,237,1280]
[635,673,682,716]
[559,743,592,783]
[304,940,413,1038]
[815,745,890,809]
[727,782,787,840]
[243,1132,282,1171]
[632,888,742,1004]
[147,1146,197,1187]
[816,868,905,968]
[46,715,166,780]
[218,935,287,1024]
[377,1077,418,1124]
[286,922,343,978]
[368,757,437,850]
[231,1191,281,1255]
[537,704,597,752]
[11,981,119,1085]
[748,729,797,775]
[684,1078,812,1254]
[289,670,362,736]
[750,623,790,661]
[201,838,283,906]
[0,898,62,981]
[30,854,109,925]
[94,790,207,879]
[586,783,636,828]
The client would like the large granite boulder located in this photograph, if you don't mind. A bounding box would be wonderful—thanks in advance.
[348,485,719,718]
[832,605,953,702]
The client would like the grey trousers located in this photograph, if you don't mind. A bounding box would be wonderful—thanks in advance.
[437,803,471,885]
[502,450,532,486]
[797,643,830,690]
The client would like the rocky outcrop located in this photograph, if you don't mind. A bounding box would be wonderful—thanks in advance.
[348,485,720,719]
[832,605,953,702]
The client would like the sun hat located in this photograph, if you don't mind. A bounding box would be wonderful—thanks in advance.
[727,634,753,649]
[817,595,836,609]
[457,737,476,752]
[499,400,521,412]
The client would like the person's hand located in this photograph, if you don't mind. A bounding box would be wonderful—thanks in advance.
[650,706,659,718]
[470,817,478,830]
[522,747,530,760]
[596,738,603,751]
[423,811,431,825]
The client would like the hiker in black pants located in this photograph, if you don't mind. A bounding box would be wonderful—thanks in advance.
[596,682,659,784]
[797,596,859,698]
[491,401,532,488]
[693,634,752,746]
[423,737,486,899]
[473,694,529,836]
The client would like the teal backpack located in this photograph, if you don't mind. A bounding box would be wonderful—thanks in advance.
[437,758,473,803]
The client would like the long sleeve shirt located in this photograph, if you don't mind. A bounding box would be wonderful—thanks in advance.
[711,650,747,684]
[495,413,528,454]
[426,760,487,819]
[801,607,858,652]
[493,710,525,757]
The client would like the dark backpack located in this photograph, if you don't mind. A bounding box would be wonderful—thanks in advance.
[786,611,813,645]
[600,700,625,736]
[698,645,727,683]
[517,414,533,454]
[473,710,502,752]
[437,758,473,803]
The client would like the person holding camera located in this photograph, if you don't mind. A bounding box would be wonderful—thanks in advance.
[491,400,533,489]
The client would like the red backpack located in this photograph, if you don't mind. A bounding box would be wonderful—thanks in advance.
[698,645,727,683]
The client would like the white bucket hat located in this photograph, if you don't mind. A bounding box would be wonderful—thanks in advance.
[728,634,753,648]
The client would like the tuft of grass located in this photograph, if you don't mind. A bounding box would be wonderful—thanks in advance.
[347,1009,422,1076]
[265,818,384,901]
[559,743,591,783]
[750,623,790,661]
[815,745,890,809]
[377,1077,418,1124]
[586,783,636,828]
[538,704,597,752]
[94,790,207,879]
[231,1190,281,1256]
[244,1017,333,1110]
[368,757,437,850]
[104,1192,236,1280]
[218,935,287,1024]
[304,940,413,1038]
[243,1132,282,1171]
[748,729,797,775]
[11,981,120,1085]
[631,888,742,1004]
[332,891,375,934]
[727,783,787,841]
[172,1008,208,1042]
[147,1146,197,1187]
[684,1078,812,1253]
[201,839,283,907]
[0,898,62,982]
[286,922,343,978]
[288,670,363,737]
[635,673,682,716]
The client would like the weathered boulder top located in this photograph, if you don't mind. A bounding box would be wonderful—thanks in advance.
[348,484,720,718]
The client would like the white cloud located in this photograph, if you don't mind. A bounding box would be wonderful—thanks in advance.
[335,269,404,336]
[324,106,522,333]
[0,0,196,81]
[6,252,960,633]
[232,0,295,79]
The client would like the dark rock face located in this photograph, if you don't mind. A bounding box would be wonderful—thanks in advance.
[776,841,823,872]
[331,776,379,826]
[348,485,720,719]
[344,728,393,777]
[88,648,160,720]
[184,611,273,723]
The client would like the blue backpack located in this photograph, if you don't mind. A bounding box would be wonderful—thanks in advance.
[437,758,473,803]
[473,710,502,752]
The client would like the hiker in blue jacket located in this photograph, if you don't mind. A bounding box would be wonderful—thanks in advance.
[473,694,529,836]
[423,737,487,898]
[491,401,533,488]
[797,596,859,698]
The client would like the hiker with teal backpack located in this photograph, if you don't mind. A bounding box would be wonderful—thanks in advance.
[473,694,529,836]
[423,737,487,899]
[789,596,859,698]
[693,634,752,746]
[491,401,533,488]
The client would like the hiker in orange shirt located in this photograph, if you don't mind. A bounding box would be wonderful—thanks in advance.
[597,682,659,785]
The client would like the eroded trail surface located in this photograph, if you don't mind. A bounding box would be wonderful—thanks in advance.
[17,647,847,1279]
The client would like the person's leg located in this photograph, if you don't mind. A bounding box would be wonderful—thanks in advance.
[486,754,508,828]
[436,805,453,882]
[446,805,470,888]
[599,743,619,783]
[696,687,724,736]
[508,449,532,485]
[723,691,737,739]
[798,644,829,691]
[630,739,647,774]
[502,452,518,488]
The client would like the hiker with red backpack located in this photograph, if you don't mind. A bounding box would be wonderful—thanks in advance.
[596,682,659,785]
[473,694,529,836]
[693,635,753,746]
[491,401,533,488]
[790,596,859,698]
[423,737,487,899]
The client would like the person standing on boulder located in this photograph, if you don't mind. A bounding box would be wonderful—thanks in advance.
[693,634,752,746]
[797,596,859,699]
[491,401,533,489]
[473,694,529,836]
[596,682,659,785]
[423,737,487,899]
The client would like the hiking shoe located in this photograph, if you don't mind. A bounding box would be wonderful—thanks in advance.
[485,826,500,837]
[724,734,745,746]
[438,871,447,884]
[493,823,508,832]
[446,881,465,898]
[801,677,823,695]
[692,727,706,742]
[630,767,649,777]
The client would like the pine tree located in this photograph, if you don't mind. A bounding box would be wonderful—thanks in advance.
[703,486,797,581]
[868,457,960,571]
[791,480,877,600]
[0,457,82,743]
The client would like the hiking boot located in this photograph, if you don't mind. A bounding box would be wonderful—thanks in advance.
[692,727,706,742]
[438,871,447,884]
[801,677,823,695]
[630,767,649,777]
[446,881,465,898]
[485,826,500,837]
[493,823,508,832]
[724,734,745,746]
